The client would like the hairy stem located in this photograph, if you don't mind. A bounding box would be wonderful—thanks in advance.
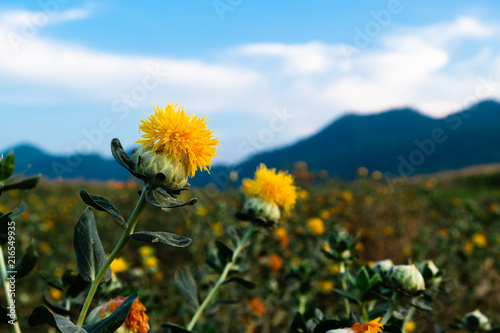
[76,185,149,327]
[381,292,398,324]
[339,261,351,317]
[186,223,255,331]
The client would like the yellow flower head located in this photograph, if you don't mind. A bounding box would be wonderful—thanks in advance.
[307,217,325,235]
[138,245,154,257]
[242,164,297,213]
[137,102,219,177]
[350,317,384,333]
[110,257,129,274]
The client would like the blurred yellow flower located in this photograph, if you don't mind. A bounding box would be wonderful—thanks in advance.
[143,256,159,268]
[137,102,219,177]
[110,257,129,274]
[383,225,394,236]
[210,221,224,237]
[371,170,383,180]
[298,189,309,200]
[274,227,289,247]
[472,234,487,247]
[196,206,209,217]
[357,167,369,177]
[319,209,331,220]
[318,280,334,293]
[328,264,340,275]
[138,246,154,257]
[341,190,353,203]
[49,288,63,301]
[403,247,412,256]
[490,203,500,213]
[44,220,55,230]
[39,241,51,252]
[405,320,416,332]
[243,164,297,213]
[355,242,364,252]
[307,218,325,235]
[463,241,474,254]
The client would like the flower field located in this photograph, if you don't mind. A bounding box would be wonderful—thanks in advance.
[2,103,500,333]
[2,164,500,332]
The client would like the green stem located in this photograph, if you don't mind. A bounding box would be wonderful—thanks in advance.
[402,306,416,333]
[186,223,255,331]
[339,261,350,317]
[0,245,22,333]
[381,292,398,324]
[361,302,369,323]
[76,185,149,327]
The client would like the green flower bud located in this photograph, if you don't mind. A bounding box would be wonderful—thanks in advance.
[372,259,394,276]
[388,264,425,296]
[462,309,491,331]
[131,147,188,192]
[417,260,442,288]
[243,197,280,225]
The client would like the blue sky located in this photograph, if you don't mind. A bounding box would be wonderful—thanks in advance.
[1,0,500,165]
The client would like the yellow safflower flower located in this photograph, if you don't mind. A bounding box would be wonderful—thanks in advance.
[307,218,325,235]
[137,102,219,177]
[110,257,129,274]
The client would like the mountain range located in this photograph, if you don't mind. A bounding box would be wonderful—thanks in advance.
[4,100,500,188]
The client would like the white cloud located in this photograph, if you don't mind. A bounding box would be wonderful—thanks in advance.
[1,9,500,163]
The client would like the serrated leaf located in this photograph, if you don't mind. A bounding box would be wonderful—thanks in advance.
[162,322,194,333]
[290,312,309,333]
[0,152,14,181]
[2,175,40,192]
[80,189,126,229]
[131,231,192,247]
[73,208,111,284]
[145,188,197,210]
[222,277,255,289]
[355,267,370,292]
[83,293,138,333]
[10,244,38,279]
[174,267,199,309]
[215,240,234,263]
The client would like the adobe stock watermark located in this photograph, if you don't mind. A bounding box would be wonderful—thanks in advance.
[213,0,244,21]
[384,75,500,186]
[340,0,408,67]
[7,0,73,53]
[51,65,169,179]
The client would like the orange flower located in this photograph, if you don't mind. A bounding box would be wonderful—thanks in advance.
[97,297,150,333]
[351,317,383,333]
[268,253,284,272]
[249,297,266,317]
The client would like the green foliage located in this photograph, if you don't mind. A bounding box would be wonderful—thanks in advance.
[79,189,126,228]
[131,231,191,247]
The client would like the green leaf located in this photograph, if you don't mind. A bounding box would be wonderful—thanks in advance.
[215,240,234,264]
[2,175,40,192]
[355,267,370,292]
[80,189,126,229]
[333,289,361,305]
[174,267,199,309]
[0,152,14,181]
[10,244,38,279]
[290,312,310,333]
[29,305,87,332]
[131,231,192,247]
[110,138,136,174]
[145,188,197,210]
[73,207,111,284]
[162,322,194,333]
[83,293,138,333]
[222,277,255,289]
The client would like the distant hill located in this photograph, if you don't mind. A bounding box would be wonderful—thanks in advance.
[4,100,500,187]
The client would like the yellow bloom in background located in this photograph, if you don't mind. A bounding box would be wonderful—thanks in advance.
[350,317,383,333]
[249,297,266,317]
[138,246,154,257]
[49,288,63,301]
[137,102,220,177]
[405,321,416,332]
[357,167,369,177]
[383,225,394,236]
[341,190,353,203]
[268,253,284,272]
[298,189,309,200]
[110,257,130,274]
[243,164,297,213]
[39,241,51,252]
[210,221,224,237]
[307,217,325,235]
[143,256,159,268]
[463,241,474,254]
[318,280,334,293]
[274,227,289,247]
[319,209,331,220]
[472,233,487,247]
[490,203,500,213]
